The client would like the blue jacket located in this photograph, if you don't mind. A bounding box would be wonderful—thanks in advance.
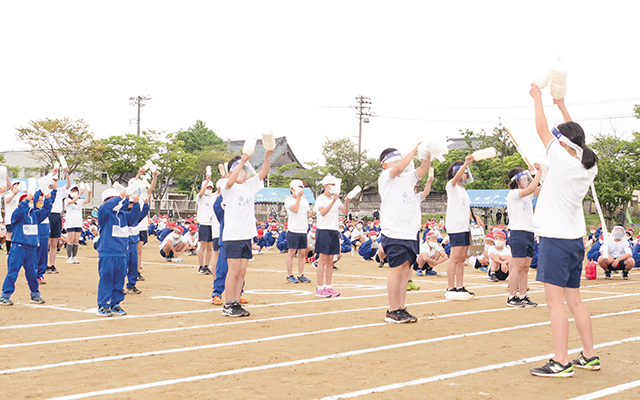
[12,190,55,248]
[128,202,150,243]
[587,241,602,262]
[97,197,140,257]
[276,230,287,251]
[213,195,225,246]
[358,238,378,259]
[632,243,640,268]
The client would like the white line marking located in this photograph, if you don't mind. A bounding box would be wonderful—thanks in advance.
[42,319,640,400]
[565,379,640,400]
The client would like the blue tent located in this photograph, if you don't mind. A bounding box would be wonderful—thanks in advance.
[254,187,315,205]
[467,189,538,208]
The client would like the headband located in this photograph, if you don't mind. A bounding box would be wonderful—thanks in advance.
[551,126,583,159]
[510,170,530,182]
[382,150,402,164]
[230,160,241,172]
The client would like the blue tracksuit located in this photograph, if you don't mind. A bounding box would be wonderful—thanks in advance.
[37,216,51,280]
[358,238,378,260]
[263,231,277,247]
[156,227,171,243]
[212,195,228,298]
[2,190,55,299]
[587,241,602,262]
[97,197,139,308]
[126,202,150,288]
[631,243,640,269]
[530,240,540,268]
[340,232,352,253]
[276,231,288,252]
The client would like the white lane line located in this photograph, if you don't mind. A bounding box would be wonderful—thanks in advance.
[565,379,640,400]
[42,316,640,400]
[320,335,640,400]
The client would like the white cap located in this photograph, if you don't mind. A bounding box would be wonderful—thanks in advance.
[321,175,338,186]
[11,179,20,186]
[289,179,304,189]
[216,179,226,190]
[101,188,120,203]
[203,180,214,188]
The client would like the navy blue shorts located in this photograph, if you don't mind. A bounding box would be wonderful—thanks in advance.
[160,249,174,259]
[287,232,308,250]
[213,239,221,251]
[198,225,212,242]
[225,239,253,259]
[67,227,82,233]
[49,213,62,238]
[536,237,584,289]
[510,230,535,258]
[449,231,470,247]
[315,229,340,255]
[607,260,627,271]
[138,230,148,244]
[6,224,12,233]
[380,234,419,268]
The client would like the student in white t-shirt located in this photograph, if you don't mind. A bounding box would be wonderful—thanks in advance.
[488,230,511,282]
[313,175,350,298]
[283,179,313,284]
[597,225,634,279]
[528,84,600,377]
[219,149,273,317]
[444,155,483,300]
[64,184,91,264]
[195,177,216,275]
[47,167,71,274]
[416,231,447,276]
[505,164,542,307]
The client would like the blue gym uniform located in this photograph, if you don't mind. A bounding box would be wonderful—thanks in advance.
[126,202,149,289]
[276,230,288,252]
[212,195,228,298]
[358,238,378,260]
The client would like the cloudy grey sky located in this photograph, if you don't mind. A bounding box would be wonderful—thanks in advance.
[2,1,639,165]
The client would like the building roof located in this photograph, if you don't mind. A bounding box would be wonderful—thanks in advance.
[227,136,305,172]
[447,137,482,151]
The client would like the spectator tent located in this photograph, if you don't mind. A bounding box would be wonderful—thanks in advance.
[467,189,538,208]
[254,187,316,224]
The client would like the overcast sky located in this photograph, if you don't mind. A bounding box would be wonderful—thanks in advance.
[2,1,639,166]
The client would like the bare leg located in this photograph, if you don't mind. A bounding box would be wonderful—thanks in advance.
[448,246,468,289]
[286,248,296,275]
[297,249,305,275]
[543,283,570,365]
[388,261,411,310]
[317,253,332,286]
[564,287,595,359]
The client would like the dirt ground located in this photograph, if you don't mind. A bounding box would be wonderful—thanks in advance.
[0,240,639,400]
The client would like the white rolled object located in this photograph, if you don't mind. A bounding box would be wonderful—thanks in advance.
[418,138,449,162]
[59,155,68,169]
[85,183,92,192]
[346,185,362,199]
[330,178,342,195]
[472,147,497,161]
[261,131,275,151]
[143,160,158,173]
[242,132,258,156]
[205,166,212,176]
[218,164,227,176]
[126,179,143,195]
[38,177,51,195]
[18,181,27,192]
[112,182,126,193]
[54,161,60,170]
[532,70,551,89]
[27,178,37,194]
[549,62,567,100]
[0,166,6,186]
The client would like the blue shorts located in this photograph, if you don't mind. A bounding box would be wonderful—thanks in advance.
[509,230,535,258]
[67,227,82,233]
[213,239,221,251]
[315,229,340,255]
[198,225,212,242]
[225,239,253,259]
[138,230,148,244]
[536,237,584,289]
[287,232,308,250]
[607,260,627,271]
[49,213,62,238]
[160,249,174,259]
[380,234,419,268]
[6,224,12,233]
[449,231,470,247]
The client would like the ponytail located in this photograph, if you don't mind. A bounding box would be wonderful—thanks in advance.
[557,121,598,170]
[581,144,598,170]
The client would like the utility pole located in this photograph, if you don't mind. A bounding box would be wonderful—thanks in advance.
[354,95,373,164]
[129,95,152,135]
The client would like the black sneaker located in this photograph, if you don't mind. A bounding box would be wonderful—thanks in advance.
[520,295,538,307]
[398,308,418,323]
[571,351,601,371]
[46,266,59,274]
[506,296,525,308]
[488,272,499,282]
[137,272,145,281]
[605,270,612,279]
[126,286,142,294]
[384,309,411,324]
[378,262,384,268]
[332,265,338,271]
[198,266,207,275]
[237,303,251,317]
[444,288,458,300]
[529,359,574,377]
[622,271,629,280]
[222,303,242,317]
[457,287,475,297]
[204,266,212,275]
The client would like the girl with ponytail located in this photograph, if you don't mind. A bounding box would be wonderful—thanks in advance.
[528,84,600,377]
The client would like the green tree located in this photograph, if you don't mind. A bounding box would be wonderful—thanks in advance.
[292,161,328,197]
[15,117,104,179]
[634,104,640,119]
[98,132,159,184]
[175,120,224,154]
[322,137,381,194]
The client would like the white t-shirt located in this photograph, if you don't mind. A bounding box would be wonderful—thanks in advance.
[284,196,310,234]
[608,238,632,259]
[445,180,470,234]
[220,175,264,241]
[196,192,216,225]
[51,186,68,213]
[420,241,443,257]
[507,190,534,232]
[186,231,199,246]
[488,245,511,269]
[314,193,343,231]
[64,198,86,228]
[137,192,149,232]
[378,169,421,240]
[160,233,186,248]
[3,193,20,225]
[533,139,598,239]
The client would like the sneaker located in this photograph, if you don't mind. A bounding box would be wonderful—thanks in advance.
[297,274,311,283]
[415,270,424,276]
[66,257,74,264]
[313,260,318,269]
[399,308,418,323]
[38,276,46,284]
[571,351,601,371]
[137,272,145,281]
[126,286,142,294]
[479,266,488,272]
[212,295,223,305]
[506,296,525,308]
[384,309,411,324]
[315,288,331,298]
[0,297,14,306]
[425,270,437,276]
[445,288,458,300]
[605,270,612,279]
[239,297,248,304]
[529,359,574,377]
[237,303,251,317]
[332,265,338,270]
[457,287,475,297]
[407,281,420,291]
[197,266,208,275]
[488,272,499,282]
[520,295,538,308]
[286,275,299,283]
[222,303,244,317]
[30,296,46,304]
[73,257,80,264]
[111,304,127,316]
[171,258,183,262]
[378,262,385,267]
[50,266,59,274]
[96,306,112,317]
[165,257,172,262]
[622,271,629,280]
[325,287,340,297]
[204,266,212,275]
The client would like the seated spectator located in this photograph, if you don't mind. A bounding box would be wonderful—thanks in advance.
[263,224,278,249]
[598,225,634,279]
[471,233,493,272]
[185,224,199,255]
[159,224,187,262]
[632,234,640,269]
[415,231,448,276]
[254,228,266,254]
[339,226,352,253]
[488,230,511,282]
[529,237,539,269]
[305,225,316,263]
[587,235,603,262]
[350,221,366,248]
[358,231,379,261]
[625,228,634,243]
[276,224,288,253]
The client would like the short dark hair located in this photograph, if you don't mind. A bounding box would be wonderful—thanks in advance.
[507,167,524,190]
[227,156,241,172]
[379,148,398,163]
[447,161,464,180]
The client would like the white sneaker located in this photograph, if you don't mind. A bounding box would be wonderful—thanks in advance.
[66,258,74,264]
[73,257,80,264]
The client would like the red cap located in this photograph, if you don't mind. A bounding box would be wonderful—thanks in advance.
[494,231,506,240]
[425,231,436,239]
[257,229,264,236]
[311,225,317,230]
[19,194,29,202]
[368,230,377,237]
[188,224,198,232]
[270,225,277,230]
[485,233,495,241]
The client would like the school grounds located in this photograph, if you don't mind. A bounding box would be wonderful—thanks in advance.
[1,241,639,400]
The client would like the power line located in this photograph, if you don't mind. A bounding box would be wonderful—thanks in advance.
[372,97,640,110]
[129,95,152,135]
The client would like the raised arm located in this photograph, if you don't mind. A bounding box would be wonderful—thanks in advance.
[529,83,554,148]
[390,146,418,179]
[554,98,573,122]
[64,167,71,190]
[226,154,249,190]
[259,150,274,181]
[451,155,474,187]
